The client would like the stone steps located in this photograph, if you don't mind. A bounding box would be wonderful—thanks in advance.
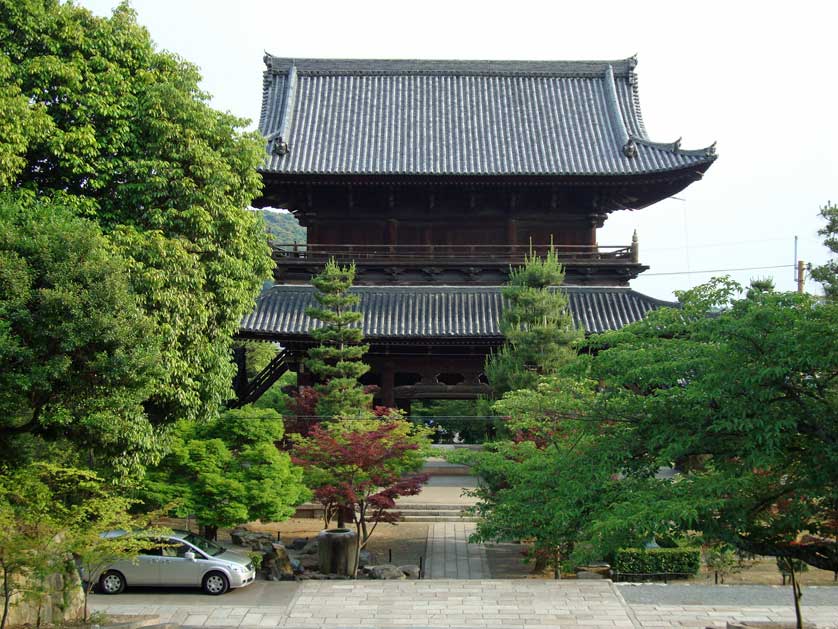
[393,503,477,523]
[400,514,479,522]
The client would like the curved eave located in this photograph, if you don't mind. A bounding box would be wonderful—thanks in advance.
[257,155,716,180]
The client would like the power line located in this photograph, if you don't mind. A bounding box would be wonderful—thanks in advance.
[644,236,820,252]
[643,264,794,277]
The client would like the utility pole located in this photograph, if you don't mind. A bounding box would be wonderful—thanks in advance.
[797,259,805,294]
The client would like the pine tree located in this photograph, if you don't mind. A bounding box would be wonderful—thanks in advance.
[485,247,582,396]
[305,259,371,418]
[810,201,838,299]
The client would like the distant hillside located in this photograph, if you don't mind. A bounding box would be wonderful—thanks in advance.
[258,209,306,244]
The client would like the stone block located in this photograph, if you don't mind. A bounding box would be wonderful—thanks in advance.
[369,564,407,579]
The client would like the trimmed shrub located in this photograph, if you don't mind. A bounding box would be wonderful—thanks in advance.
[613,548,701,578]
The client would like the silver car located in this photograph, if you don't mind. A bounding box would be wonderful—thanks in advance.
[96,530,256,595]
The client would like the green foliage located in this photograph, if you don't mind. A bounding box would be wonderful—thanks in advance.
[613,548,700,577]
[410,400,496,444]
[236,340,280,380]
[809,201,837,299]
[457,277,838,573]
[704,544,747,583]
[304,258,371,418]
[252,370,296,415]
[520,278,838,571]
[143,406,309,537]
[776,556,809,577]
[260,209,306,244]
[0,0,272,422]
[450,434,617,573]
[0,196,164,478]
[0,464,167,625]
[485,248,581,396]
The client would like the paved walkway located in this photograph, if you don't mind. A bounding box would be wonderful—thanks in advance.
[424,522,489,579]
[90,581,838,628]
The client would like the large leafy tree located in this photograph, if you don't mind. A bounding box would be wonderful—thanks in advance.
[0,463,168,627]
[305,259,371,418]
[485,248,581,396]
[486,279,838,570]
[0,0,272,421]
[143,406,309,540]
[0,196,163,478]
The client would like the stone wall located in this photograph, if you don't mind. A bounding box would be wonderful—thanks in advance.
[1,564,85,627]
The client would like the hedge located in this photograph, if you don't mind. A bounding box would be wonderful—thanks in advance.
[613,548,701,577]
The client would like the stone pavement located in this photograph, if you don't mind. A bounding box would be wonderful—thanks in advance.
[424,522,489,579]
[284,580,634,627]
[90,580,838,628]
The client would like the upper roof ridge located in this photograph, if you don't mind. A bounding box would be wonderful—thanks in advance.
[263,53,639,77]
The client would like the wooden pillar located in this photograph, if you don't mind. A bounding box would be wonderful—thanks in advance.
[380,363,395,408]
[507,217,518,256]
[232,346,248,399]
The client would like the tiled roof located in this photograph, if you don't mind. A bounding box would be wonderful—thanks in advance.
[258,55,716,177]
[240,285,677,339]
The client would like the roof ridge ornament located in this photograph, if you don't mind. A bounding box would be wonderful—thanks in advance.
[268,64,297,157]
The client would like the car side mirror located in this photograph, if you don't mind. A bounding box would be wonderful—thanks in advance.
[183,551,196,561]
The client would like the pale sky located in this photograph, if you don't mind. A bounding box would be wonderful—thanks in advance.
[79,0,838,300]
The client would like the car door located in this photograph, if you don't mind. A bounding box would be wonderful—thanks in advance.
[158,540,207,586]
[116,544,162,586]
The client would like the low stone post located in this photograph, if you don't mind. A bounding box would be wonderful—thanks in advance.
[317,528,357,576]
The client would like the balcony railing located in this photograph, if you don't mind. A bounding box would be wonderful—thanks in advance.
[271,242,638,264]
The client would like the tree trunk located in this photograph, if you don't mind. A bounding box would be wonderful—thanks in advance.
[532,552,548,574]
[553,548,561,580]
[2,565,11,629]
[789,562,803,629]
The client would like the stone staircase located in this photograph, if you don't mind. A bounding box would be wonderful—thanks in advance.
[394,503,478,523]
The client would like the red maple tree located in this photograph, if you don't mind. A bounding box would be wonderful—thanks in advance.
[292,420,429,573]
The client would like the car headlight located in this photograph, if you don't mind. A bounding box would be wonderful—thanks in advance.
[232,565,245,573]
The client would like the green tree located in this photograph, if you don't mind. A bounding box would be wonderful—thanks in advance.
[260,209,306,245]
[0,464,166,627]
[485,248,581,396]
[481,279,836,626]
[0,0,272,422]
[0,196,163,478]
[569,279,838,572]
[305,259,371,418]
[809,201,837,299]
[143,406,309,540]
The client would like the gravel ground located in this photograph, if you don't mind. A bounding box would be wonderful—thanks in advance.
[618,583,838,606]
[245,517,430,568]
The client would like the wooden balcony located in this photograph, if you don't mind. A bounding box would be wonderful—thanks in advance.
[272,242,637,263]
[271,241,646,286]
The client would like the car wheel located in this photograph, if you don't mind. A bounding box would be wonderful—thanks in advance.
[98,570,126,595]
[202,571,229,595]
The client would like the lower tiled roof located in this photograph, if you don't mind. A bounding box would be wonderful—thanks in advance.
[240,285,676,339]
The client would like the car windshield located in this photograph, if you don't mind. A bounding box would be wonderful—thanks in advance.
[182,533,226,556]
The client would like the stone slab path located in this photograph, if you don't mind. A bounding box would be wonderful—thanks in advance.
[90,580,838,628]
[424,522,489,579]
[283,580,636,628]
